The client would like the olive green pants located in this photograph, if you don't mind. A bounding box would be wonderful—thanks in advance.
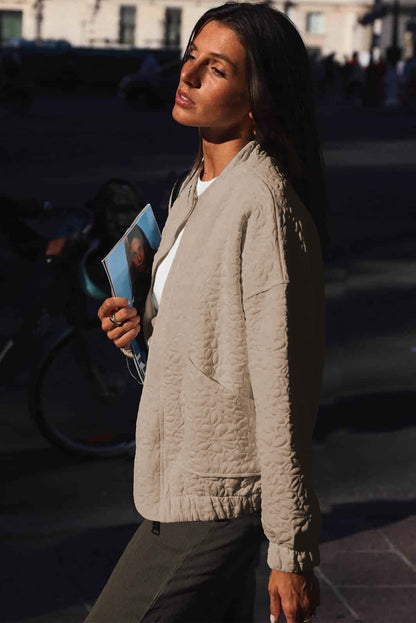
[85,512,265,623]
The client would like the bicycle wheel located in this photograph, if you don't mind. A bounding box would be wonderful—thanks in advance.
[29,321,141,458]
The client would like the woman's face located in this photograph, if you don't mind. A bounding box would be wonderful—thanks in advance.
[130,236,145,271]
[172,20,252,140]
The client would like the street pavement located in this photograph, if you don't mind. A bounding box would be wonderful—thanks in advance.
[1,95,416,622]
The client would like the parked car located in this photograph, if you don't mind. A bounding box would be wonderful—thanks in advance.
[4,38,71,51]
[0,47,35,109]
[118,53,180,107]
[38,39,72,50]
[3,37,36,49]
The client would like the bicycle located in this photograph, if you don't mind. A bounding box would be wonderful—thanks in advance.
[1,186,144,458]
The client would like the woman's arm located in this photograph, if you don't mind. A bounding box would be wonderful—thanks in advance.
[240,182,325,574]
[243,281,322,572]
[240,185,324,621]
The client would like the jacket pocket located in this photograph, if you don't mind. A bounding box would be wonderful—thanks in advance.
[178,356,261,477]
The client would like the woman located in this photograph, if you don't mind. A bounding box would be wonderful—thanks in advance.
[94,3,331,622]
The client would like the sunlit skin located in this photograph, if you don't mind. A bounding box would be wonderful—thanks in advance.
[172,20,255,180]
[130,236,145,271]
[97,19,319,623]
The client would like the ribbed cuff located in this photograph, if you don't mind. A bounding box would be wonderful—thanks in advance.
[267,541,320,573]
[120,346,134,359]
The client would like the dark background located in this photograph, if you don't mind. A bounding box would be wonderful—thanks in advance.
[1,72,416,623]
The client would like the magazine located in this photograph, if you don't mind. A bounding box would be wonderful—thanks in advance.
[102,203,161,383]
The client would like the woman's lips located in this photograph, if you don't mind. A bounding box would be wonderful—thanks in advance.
[176,89,195,108]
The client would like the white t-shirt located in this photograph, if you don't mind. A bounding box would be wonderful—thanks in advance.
[151,175,216,311]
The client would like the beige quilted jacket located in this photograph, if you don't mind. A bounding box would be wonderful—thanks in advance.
[134,140,326,573]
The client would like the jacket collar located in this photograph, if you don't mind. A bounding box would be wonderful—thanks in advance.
[155,139,263,260]
[184,139,261,201]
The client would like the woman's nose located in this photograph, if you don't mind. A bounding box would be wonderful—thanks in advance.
[181,64,200,88]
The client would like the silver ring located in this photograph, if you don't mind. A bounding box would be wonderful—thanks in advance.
[110,312,123,327]
[303,617,314,623]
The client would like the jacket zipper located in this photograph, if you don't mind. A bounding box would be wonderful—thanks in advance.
[153,183,198,516]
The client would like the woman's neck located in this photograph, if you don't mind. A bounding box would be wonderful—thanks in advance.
[200,136,253,181]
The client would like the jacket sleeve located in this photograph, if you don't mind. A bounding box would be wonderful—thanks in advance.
[241,184,324,574]
[120,345,134,358]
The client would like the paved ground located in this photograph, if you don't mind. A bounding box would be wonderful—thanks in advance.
[1,94,416,622]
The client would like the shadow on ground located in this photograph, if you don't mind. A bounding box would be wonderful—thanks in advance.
[315,390,416,441]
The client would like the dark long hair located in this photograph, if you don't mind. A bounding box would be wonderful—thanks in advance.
[183,1,333,257]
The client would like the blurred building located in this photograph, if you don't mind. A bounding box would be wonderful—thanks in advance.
[378,0,416,59]
[0,0,389,61]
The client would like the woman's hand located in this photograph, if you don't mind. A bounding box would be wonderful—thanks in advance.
[98,296,141,349]
[269,568,320,623]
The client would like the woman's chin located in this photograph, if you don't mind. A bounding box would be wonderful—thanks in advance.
[172,104,197,126]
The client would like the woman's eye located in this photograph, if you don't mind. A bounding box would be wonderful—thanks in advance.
[212,67,226,77]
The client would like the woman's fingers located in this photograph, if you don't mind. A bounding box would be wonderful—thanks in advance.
[268,584,282,623]
[98,296,130,321]
[101,307,139,333]
[107,317,141,341]
[268,569,318,623]
[97,297,142,350]
[114,326,141,349]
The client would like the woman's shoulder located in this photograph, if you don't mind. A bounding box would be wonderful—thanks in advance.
[233,149,314,251]
[234,145,288,203]
[230,159,289,222]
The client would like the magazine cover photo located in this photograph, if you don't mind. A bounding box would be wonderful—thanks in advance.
[102,203,161,381]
